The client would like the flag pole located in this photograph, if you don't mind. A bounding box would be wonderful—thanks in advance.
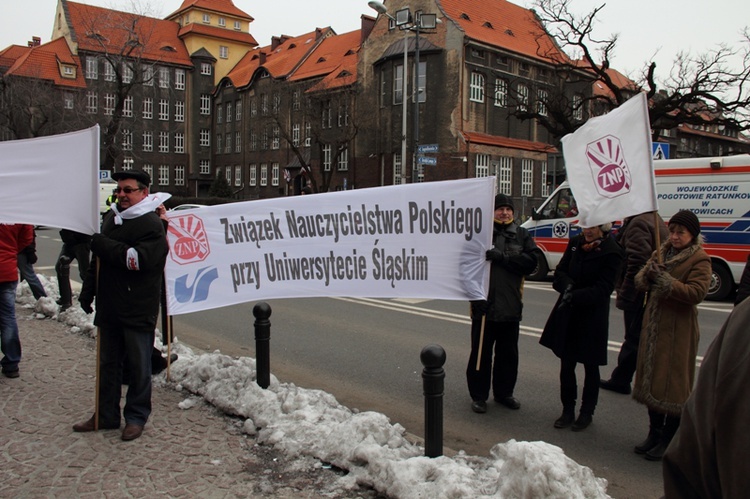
[653,212,663,264]
[475,314,486,371]
[94,257,101,431]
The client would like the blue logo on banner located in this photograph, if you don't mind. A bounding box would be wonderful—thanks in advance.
[175,267,219,303]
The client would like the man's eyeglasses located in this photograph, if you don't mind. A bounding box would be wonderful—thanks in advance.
[114,187,143,194]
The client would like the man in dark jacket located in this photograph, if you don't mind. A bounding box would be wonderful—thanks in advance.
[467,194,537,413]
[600,211,668,395]
[74,170,168,442]
[55,229,92,310]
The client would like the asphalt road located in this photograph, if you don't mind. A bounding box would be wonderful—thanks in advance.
[32,227,735,498]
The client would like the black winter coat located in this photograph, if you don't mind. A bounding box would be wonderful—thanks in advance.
[486,221,537,322]
[80,210,168,331]
[540,234,624,365]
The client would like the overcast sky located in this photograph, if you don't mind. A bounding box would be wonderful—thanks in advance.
[1,0,748,79]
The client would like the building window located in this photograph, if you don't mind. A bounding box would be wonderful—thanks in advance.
[121,129,133,151]
[174,132,184,154]
[159,99,169,121]
[271,163,279,186]
[199,129,210,147]
[494,79,508,107]
[200,160,210,175]
[261,127,268,150]
[292,124,300,146]
[321,100,332,129]
[393,64,403,104]
[250,99,257,116]
[175,165,185,186]
[142,131,153,152]
[272,126,279,150]
[517,83,529,111]
[218,17,226,27]
[159,165,169,186]
[249,164,257,186]
[143,164,153,179]
[175,100,184,122]
[537,89,548,116]
[521,159,534,196]
[123,96,133,117]
[143,66,154,86]
[122,156,133,171]
[142,98,153,119]
[249,130,256,151]
[304,122,311,146]
[201,62,212,75]
[322,144,332,172]
[470,72,485,103]
[475,154,490,177]
[496,157,513,194]
[235,132,241,153]
[159,67,169,88]
[216,134,222,153]
[261,94,268,115]
[338,103,349,127]
[104,60,115,82]
[414,60,426,103]
[260,164,268,186]
[337,148,348,171]
[541,161,549,197]
[216,104,223,124]
[175,69,185,90]
[573,93,583,121]
[159,132,169,153]
[273,93,280,114]
[234,165,242,186]
[225,133,231,153]
[202,13,210,23]
[518,62,530,78]
[235,101,242,121]
[219,46,228,59]
[64,93,74,109]
[85,57,98,79]
[292,89,301,110]
[122,63,133,83]
[200,94,211,115]
[226,102,232,123]
[234,20,242,30]
[393,152,403,185]
[86,91,98,114]
[104,93,115,115]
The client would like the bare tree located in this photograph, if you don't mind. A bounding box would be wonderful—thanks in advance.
[527,0,750,141]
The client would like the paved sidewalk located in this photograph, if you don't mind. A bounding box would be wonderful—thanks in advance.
[0,305,378,498]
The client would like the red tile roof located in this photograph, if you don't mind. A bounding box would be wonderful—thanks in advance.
[176,22,258,46]
[0,45,32,70]
[66,1,192,67]
[1,38,86,89]
[168,0,254,21]
[224,29,333,88]
[462,131,558,153]
[439,0,568,64]
[291,29,361,82]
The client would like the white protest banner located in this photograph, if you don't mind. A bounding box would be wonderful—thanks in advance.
[560,92,658,227]
[165,178,494,315]
[0,126,100,234]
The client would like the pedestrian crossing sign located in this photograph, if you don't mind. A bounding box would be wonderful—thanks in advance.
[652,142,670,160]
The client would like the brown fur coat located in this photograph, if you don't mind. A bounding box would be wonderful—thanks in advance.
[632,239,711,415]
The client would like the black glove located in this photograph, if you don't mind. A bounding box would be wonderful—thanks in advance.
[558,284,573,309]
[470,300,489,318]
[485,248,508,264]
[645,261,665,282]
[21,246,38,264]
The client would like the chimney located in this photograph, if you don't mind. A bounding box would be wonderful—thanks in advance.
[271,36,281,50]
[28,36,42,47]
[258,51,266,64]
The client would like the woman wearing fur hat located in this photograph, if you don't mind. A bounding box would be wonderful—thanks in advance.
[632,210,711,461]
[540,222,624,431]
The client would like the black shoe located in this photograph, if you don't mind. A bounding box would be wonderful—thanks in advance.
[644,441,667,461]
[554,411,575,429]
[634,429,662,454]
[572,413,593,431]
[599,379,631,394]
[2,370,19,379]
[471,400,487,413]
[495,396,521,410]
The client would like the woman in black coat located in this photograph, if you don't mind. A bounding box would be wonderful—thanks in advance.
[540,223,624,431]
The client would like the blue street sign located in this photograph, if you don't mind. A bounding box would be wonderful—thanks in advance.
[652,142,670,160]
[99,170,112,180]
[418,156,437,166]
[417,144,439,154]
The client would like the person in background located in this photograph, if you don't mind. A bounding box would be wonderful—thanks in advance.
[632,210,711,461]
[540,222,624,431]
[467,194,537,413]
[16,227,47,300]
[734,253,750,305]
[662,297,750,498]
[74,170,168,442]
[55,229,92,311]
[1,223,33,378]
[601,211,668,395]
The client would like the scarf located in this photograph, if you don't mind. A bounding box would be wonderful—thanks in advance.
[581,237,604,252]
[111,192,172,225]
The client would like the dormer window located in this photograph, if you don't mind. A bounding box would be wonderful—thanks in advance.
[62,65,74,76]
[483,22,493,29]
[460,13,470,20]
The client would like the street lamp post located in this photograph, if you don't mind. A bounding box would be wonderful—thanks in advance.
[368,2,437,184]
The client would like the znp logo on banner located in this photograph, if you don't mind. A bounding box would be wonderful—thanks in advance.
[585,135,633,198]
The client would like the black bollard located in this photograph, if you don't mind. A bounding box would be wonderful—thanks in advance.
[420,344,446,458]
[253,302,272,389]
[57,255,72,307]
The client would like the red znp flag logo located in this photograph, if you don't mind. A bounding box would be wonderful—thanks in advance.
[168,214,210,265]
[585,135,632,198]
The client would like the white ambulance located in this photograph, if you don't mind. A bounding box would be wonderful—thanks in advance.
[522,154,750,301]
